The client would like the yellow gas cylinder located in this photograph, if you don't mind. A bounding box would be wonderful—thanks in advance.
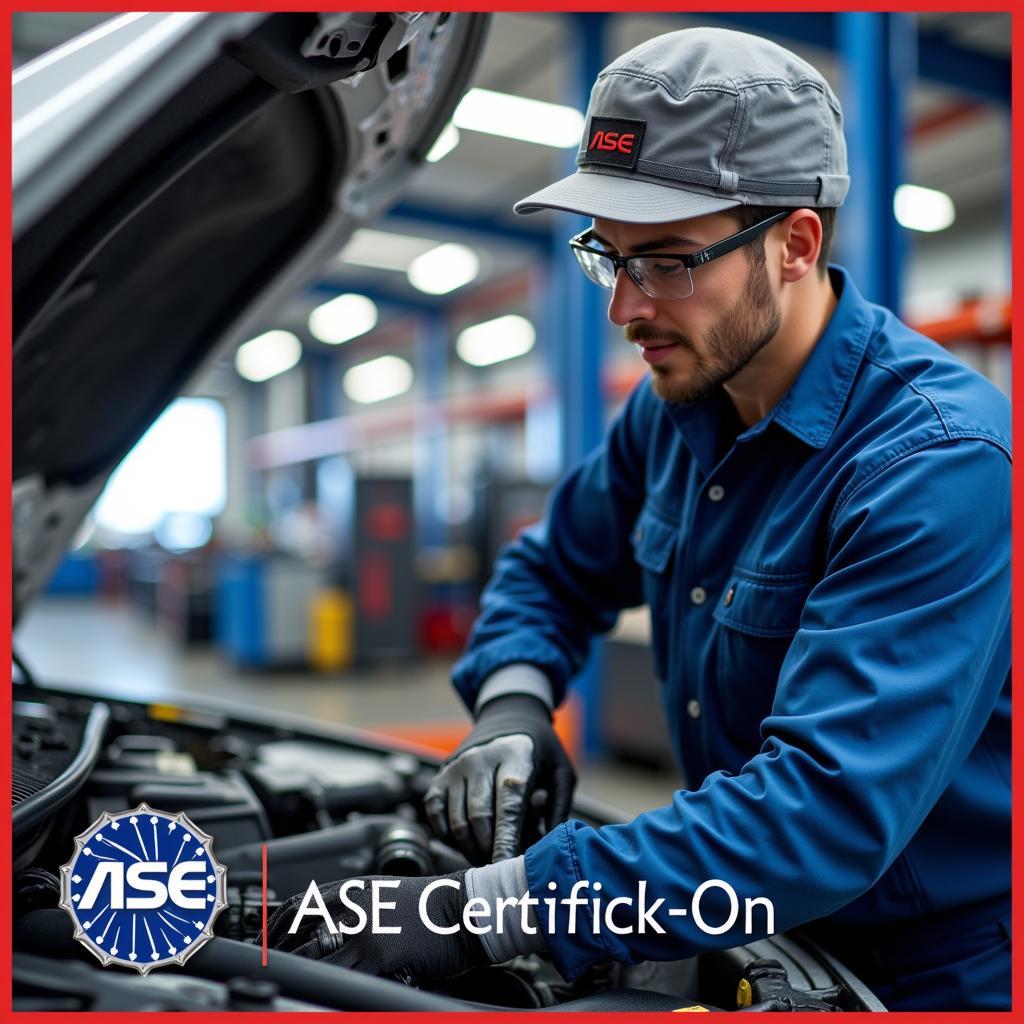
[309,588,354,672]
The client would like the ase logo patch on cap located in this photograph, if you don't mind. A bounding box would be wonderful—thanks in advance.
[584,116,645,170]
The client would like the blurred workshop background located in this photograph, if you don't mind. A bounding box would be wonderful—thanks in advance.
[13,12,1011,815]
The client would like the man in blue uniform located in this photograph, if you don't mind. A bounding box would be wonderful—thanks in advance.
[269,28,1010,1011]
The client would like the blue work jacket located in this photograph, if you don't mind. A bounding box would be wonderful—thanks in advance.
[452,266,1011,1003]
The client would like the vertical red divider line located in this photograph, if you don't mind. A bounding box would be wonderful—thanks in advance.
[261,842,268,966]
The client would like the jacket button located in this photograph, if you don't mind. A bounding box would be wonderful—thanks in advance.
[635,526,643,542]
[690,586,707,605]
[686,699,702,719]
[724,586,735,607]
[708,484,725,502]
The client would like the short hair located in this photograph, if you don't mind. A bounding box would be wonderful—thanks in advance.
[724,205,836,276]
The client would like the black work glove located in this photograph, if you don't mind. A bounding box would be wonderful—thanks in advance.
[424,693,576,864]
[264,870,490,980]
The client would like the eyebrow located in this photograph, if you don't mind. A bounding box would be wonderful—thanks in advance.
[590,231,703,254]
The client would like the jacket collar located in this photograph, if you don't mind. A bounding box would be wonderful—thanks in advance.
[767,265,875,449]
[664,265,874,472]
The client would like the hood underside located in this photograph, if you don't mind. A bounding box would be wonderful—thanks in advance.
[11,12,491,621]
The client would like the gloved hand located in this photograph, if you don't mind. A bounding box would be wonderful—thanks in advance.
[423,693,576,864]
[264,870,490,980]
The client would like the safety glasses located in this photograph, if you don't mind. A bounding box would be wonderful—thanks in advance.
[569,210,791,300]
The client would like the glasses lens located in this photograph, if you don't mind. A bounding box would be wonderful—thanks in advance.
[629,258,694,299]
[573,246,616,289]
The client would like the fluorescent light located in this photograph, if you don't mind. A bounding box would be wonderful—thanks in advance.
[235,330,302,382]
[407,242,479,295]
[308,293,378,345]
[457,314,536,367]
[894,184,956,233]
[426,122,460,162]
[94,399,226,535]
[453,87,584,148]
[339,228,439,272]
[343,355,414,404]
[155,512,214,552]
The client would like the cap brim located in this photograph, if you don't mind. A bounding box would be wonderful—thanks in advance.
[514,169,741,223]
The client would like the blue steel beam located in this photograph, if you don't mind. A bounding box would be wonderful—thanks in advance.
[304,351,336,422]
[310,268,544,321]
[699,12,834,52]
[414,310,450,551]
[390,201,552,254]
[690,12,1009,105]
[917,27,1010,106]
[550,12,609,758]
[558,15,608,475]
[836,13,913,314]
[243,380,266,520]
[307,279,444,318]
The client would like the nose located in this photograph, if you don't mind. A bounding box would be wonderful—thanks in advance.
[607,268,658,327]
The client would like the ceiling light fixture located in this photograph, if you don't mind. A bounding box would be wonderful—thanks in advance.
[457,314,536,367]
[407,242,479,295]
[343,355,414,404]
[339,228,440,272]
[893,184,956,233]
[308,293,378,344]
[235,330,302,382]
[453,87,584,148]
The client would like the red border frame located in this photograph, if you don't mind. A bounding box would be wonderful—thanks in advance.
[3,3,1018,1021]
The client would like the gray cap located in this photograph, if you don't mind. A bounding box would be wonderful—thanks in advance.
[514,27,849,223]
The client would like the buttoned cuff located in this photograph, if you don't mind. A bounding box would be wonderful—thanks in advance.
[474,664,554,716]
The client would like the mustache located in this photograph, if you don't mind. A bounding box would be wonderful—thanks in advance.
[625,323,691,348]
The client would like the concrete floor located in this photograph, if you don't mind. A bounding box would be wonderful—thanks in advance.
[15,597,682,817]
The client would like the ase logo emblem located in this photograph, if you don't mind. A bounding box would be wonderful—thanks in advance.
[581,117,645,170]
[587,129,636,154]
[59,803,227,974]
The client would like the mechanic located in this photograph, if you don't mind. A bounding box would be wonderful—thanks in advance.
[267,28,1010,1011]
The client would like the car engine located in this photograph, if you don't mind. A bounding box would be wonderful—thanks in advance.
[12,683,885,1011]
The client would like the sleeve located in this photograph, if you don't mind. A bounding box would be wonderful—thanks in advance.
[452,381,654,713]
[475,664,554,714]
[522,438,1011,979]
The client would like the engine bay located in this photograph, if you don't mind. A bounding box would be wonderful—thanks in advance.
[12,683,884,1011]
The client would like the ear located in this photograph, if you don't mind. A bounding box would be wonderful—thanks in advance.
[777,209,822,283]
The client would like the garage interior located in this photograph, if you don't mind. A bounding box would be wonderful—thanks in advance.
[12,11,1011,820]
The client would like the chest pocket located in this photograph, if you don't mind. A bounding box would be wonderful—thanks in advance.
[712,570,810,748]
[712,570,810,637]
[630,503,682,680]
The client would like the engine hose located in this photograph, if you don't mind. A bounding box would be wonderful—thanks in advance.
[13,702,110,836]
[14,909,479,1012]
[14,868,60,917]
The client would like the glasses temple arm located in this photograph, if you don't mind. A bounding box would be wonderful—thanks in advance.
[691,211,791,265]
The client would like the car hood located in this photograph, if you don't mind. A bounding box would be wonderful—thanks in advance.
[12,11,490,623]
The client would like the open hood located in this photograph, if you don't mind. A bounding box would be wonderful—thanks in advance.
[12,11,490,623]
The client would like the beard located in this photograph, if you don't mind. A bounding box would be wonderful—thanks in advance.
[627,257,782,406]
